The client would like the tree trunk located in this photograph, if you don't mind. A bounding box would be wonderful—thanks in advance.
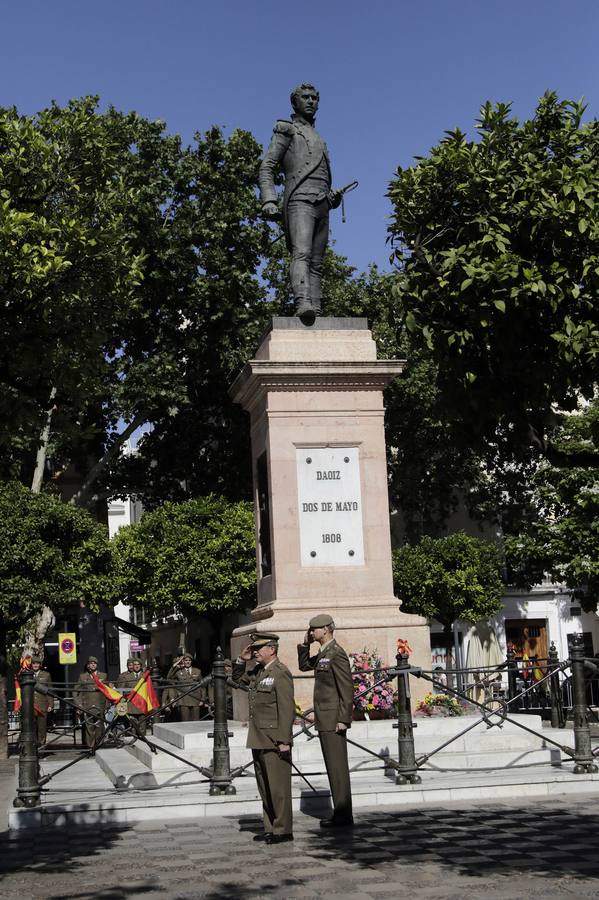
[69,411,146,508]
[23,606,56,660]
[443,622,455,693]
[31,386,57,494]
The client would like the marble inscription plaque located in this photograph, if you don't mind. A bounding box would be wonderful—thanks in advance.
[296,447,364,567]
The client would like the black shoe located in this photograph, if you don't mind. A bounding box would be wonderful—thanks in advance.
[320,817,354,829]
[253,832,269,842]
[265,833,294,844]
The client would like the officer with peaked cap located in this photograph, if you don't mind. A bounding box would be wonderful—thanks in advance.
[233,633,295,844]
[298,614,354,827]
[73,656,109,751]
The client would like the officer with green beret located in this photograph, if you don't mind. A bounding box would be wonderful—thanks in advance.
[233,633,295,844]
[298,614,354,827]
[116,657,147,736]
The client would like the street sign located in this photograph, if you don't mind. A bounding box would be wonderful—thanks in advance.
[59,632,77,665]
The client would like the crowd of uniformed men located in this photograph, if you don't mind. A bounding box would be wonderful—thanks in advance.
[21,612,356,840]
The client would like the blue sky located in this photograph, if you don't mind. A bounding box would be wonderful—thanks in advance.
[2,1,598,272]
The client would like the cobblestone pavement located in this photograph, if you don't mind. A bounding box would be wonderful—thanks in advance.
[1,793,599,900]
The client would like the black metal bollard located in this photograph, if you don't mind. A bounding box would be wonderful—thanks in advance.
[394,652,421,785]
[570,634,598,774]
[13,670,41,808]
[506,647,518,706]
[548,642,566,729]
[208,647,236,795]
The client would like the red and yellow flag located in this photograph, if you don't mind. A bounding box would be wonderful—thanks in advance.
[128,670,159,714]
[91,672,122,703]
[14,678,21,713]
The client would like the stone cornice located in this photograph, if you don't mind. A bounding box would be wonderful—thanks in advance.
[229,359,406,411]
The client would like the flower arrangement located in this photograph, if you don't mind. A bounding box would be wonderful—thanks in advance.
[415,692,464,717]
[349,647,395,717]
[397,638,412,657]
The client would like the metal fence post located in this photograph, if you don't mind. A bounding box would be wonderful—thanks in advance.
[394,652,421,785]
[13,670,41,808]
[570,634,598,774]
[548,641,565,729]
[506,647,518,704]
[208,647,236,795]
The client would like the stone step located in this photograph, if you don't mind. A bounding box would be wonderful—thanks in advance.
[125,730,558,775]
[10,753,599,830]
[154,714,548,756]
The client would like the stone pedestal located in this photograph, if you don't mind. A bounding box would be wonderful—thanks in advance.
[229,318,429,714]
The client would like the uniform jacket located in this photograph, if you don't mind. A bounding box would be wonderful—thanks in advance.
[232,657,295,750]
[164,666,205,708]
[33,670,53,715]
[259,117,332,223]
[297,639,354,732]
[115,670,144,715]
[73,671,109,714]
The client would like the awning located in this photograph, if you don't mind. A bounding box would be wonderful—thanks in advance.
[108,616,152,645]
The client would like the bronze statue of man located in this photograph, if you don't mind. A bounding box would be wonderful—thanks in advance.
[259,83,342,324]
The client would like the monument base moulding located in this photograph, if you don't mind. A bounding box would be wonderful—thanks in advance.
[229,318,430,716]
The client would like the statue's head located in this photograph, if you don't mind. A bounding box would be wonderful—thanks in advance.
[290,83,319,119]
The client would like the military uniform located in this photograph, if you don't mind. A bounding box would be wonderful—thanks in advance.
[32,666,53,747]
[259,115,334,318]
[164,663,206,722]
[73,659,108,749]
[116,661,147,735]
[298,614,354,825]
[233,635,295,839]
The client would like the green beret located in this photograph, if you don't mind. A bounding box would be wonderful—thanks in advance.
[127,657,136,664]
[309,614,334,629]
[249,632,279,649]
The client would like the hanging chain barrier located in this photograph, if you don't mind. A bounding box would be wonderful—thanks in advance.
[12,634,599,809]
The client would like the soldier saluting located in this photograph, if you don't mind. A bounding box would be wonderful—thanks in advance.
[298,614,354,828]
[233,633,295,844]
[259,83,343,324]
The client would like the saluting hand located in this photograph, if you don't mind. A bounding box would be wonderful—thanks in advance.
[240,644,253,661]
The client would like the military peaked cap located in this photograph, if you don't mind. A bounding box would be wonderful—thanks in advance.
[249,632,279,649]
[86,656,98,664]
[309,613,334,629]
[31,655,42,664]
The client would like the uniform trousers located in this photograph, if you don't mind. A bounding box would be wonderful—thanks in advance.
[252,748,293,835]
[286,198,329,310]
[179,706,200,722]
[82,716,104,750]
[319,730,353,820]
[34,714,48,748]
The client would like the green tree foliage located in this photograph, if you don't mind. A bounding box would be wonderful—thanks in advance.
[388,92,599,458]
[0,480,114,635]
[112,496,256,616]
[392,532,504,636]
[0,99,272,505]
[505,400,599,609]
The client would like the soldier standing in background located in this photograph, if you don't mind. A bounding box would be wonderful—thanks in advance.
[116,657,147,736]
[233,634,295,844]
[73,656,108,750]
[298,614,354,828]
[31,656,53,748]
[165,654,206,721]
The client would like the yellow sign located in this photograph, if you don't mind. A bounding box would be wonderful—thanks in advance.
[59,632,77,665]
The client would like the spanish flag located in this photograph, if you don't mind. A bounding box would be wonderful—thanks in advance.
[91,672,122,703]
[14,678,21,713]
[127,670,159,714]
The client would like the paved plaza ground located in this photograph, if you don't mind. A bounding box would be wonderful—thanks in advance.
[1,781,599,900]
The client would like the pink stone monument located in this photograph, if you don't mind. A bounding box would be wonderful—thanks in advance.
[229,318,429,714]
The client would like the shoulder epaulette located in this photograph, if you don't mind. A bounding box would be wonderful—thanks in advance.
[273,119,294,136]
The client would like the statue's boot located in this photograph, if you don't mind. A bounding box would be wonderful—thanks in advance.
[296,299,316,325]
